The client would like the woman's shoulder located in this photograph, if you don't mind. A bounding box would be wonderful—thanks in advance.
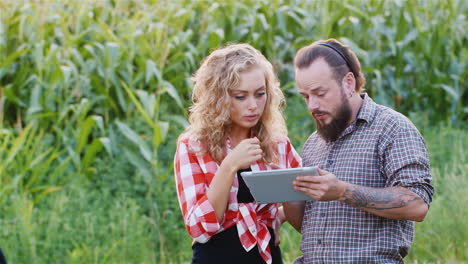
[177,132,206,155]
[272,135,292,146]
[272,136,297,154]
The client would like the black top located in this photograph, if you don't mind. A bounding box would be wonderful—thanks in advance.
[190,168,283,264]
[236,167,255,203]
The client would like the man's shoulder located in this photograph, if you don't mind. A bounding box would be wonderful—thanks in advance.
[371,103,420,134]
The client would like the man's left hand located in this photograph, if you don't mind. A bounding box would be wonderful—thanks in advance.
[293,168,347,201]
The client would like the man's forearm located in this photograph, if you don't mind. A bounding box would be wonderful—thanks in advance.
[338,185,428,221]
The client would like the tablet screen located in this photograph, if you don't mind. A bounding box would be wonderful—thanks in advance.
[240,167,318,203]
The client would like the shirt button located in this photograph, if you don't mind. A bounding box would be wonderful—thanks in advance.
[328,160,334,165]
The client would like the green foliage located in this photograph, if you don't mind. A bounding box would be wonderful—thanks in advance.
[0,0,466,263]
[407,127,468,263]
[0,124,64,203]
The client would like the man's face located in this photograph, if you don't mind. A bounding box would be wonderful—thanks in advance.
[295,58,352,142]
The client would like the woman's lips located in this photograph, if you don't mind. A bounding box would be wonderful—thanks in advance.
[245,115,258,121]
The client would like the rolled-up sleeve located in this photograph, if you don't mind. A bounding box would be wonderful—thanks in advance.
[174,139,221,243]
[382,123,434,206]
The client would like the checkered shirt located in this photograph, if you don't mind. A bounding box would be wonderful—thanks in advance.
[174,135,301,264]
[295,94,434,264]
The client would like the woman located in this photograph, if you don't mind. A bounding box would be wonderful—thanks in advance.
[174,43,301,264]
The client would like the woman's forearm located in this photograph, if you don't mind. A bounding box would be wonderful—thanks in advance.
[206,161,238,222]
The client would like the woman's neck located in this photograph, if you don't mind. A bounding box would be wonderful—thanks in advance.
[229,127,250,147]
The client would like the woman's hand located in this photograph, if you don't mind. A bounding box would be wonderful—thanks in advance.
[223,137,263,170]
[208,137,263,222]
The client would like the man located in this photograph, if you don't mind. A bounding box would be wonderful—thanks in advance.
[284,39,434,263]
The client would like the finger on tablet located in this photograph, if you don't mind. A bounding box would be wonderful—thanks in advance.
[294,186,319,198]
[295,175,321,183]
[293,180,319,190]
[317,167,328,176]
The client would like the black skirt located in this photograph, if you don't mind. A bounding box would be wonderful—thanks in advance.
[191,168,283,264]
[191,225,282,264]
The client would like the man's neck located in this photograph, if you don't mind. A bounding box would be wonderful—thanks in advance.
[348,93,364,125]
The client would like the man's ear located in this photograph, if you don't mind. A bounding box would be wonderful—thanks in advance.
[342,72,356,94]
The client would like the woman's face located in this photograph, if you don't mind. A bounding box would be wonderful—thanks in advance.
[229,67,267,136]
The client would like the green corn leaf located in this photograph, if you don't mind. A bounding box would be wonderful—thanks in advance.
[145,59,163,84]
[81,137,104,170]
[33,186,63,204]
[99,137,113,156]
[116,121,152,162]
[0,124,33,176]
[0,48,28,79]
[136,90,156,119]
[161,80,183,109]
[122,147,152,178]
[120,81,154,127]
[75,116,96,154]
[436,84,460,101]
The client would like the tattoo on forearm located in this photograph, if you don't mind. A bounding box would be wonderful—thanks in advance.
[343,186,422,210]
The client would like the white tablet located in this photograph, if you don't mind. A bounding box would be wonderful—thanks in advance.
[240,167,319,204]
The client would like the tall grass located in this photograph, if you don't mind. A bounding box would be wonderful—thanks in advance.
[0,0,466,263]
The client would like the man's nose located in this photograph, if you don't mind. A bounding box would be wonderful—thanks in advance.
[307,96,319,112]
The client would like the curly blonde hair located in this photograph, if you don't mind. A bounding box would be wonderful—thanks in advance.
[184,43,287,164]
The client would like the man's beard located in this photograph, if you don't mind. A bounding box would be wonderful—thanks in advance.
[314,94,352,142]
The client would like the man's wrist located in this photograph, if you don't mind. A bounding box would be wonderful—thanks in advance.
[337,181,350,202]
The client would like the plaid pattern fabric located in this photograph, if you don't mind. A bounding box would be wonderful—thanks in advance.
[175,135,301,264]
[295,94,434,264]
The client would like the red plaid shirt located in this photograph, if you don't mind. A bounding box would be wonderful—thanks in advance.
[174,134,301,264]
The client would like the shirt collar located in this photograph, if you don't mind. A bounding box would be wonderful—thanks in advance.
[355,93,377,124]
[335,93,376,141]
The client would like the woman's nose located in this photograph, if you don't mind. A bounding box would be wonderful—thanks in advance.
[247,97,258,110]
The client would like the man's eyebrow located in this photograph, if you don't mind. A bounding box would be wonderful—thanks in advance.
[300,86,324,93]
[309,85,325,92]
